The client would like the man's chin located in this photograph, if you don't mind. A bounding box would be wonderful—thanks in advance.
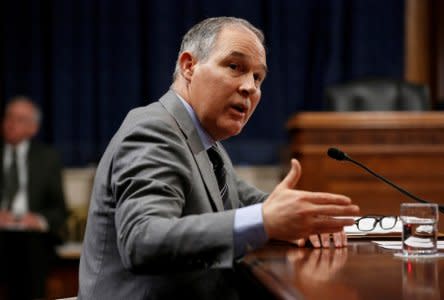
[215,128,242,141]
[227,123,245,136]
[211,120,245,140]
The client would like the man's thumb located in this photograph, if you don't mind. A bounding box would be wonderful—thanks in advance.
[279,159,302,189]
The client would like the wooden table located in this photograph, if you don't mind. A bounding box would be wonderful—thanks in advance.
[242,240,444,300]
[286,112,444,232]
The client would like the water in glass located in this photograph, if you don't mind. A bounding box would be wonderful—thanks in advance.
[401,216,437,255]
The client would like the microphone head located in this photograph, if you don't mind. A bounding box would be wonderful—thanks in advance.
[327,147,348,161]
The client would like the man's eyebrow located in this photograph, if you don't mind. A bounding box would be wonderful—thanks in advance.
[227,51,268,74]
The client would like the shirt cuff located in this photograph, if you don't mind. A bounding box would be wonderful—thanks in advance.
[233,203,268,258]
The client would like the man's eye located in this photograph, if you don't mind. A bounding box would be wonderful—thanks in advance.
[229,63,238,70]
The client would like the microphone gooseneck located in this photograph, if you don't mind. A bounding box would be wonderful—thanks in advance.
[327,147,444,214]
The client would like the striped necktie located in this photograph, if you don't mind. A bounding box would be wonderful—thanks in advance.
[4,147,19,209]
[207,145,230,209]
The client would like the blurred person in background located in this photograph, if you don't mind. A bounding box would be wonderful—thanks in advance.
[0,96,67,300]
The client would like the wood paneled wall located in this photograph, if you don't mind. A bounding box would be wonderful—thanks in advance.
[405,0,444,106]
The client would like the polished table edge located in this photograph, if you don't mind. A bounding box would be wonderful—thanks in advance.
[240,241,304,300]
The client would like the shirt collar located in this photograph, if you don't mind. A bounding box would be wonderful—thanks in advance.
[174,92,215,150]
[5,140,30,157]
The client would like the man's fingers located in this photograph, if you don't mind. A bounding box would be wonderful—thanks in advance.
[308,205,360,217]
[300,230,348,248]
[297,191,352,205]
[279,159,302,189]
[315,216,355,227]
[341,231,347,246]
[332,231,347,247]
[295,238,307,247]
[320,233,331,248]
[308,235,321,248]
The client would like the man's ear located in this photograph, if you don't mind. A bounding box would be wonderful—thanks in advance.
[178,51,196,81]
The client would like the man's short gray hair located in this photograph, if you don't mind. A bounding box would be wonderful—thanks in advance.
[172,17,265,81]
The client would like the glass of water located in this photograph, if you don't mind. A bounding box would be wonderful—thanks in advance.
[400,203,439,256]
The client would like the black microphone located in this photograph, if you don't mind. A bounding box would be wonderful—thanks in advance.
[327,147,444,214]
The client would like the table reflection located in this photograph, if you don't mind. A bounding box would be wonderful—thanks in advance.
[286,247,359,300]
[402,258,440,300]
[243,241,444,299]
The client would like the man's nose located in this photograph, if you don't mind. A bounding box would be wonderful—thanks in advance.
[239,74,257,97]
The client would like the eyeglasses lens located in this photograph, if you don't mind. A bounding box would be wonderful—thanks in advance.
[357,218,375,231]
[380,217,397,229]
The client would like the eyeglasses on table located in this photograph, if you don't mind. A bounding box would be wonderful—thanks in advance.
[354,215,398,232]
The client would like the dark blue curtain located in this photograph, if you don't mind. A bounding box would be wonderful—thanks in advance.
[0,0,404,166]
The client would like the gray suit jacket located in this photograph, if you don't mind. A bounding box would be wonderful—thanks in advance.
[78,91,268,299]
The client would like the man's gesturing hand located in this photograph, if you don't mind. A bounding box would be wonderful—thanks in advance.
[262,159,359,241]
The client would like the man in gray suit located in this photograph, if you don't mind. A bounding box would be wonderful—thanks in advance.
[79,17,359,299]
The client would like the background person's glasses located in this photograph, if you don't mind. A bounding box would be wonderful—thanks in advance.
[355,215,398,231]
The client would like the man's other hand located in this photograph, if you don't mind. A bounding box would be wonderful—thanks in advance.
[262,159,359,241]
[294,231,348,248]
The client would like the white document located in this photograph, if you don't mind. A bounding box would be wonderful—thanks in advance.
[372,240,444,250]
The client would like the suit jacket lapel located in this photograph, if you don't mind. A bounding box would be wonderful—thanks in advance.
[159,90,224,212]
[27,142,38,210]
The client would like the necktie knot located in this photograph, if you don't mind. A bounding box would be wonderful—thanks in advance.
[207,146,223,170]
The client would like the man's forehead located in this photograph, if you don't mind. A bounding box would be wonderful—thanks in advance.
[7,101,36,115]
[218,26,264,48]
[215,27,266,65]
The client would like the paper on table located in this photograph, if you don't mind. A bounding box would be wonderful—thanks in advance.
[372,240,444,250]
